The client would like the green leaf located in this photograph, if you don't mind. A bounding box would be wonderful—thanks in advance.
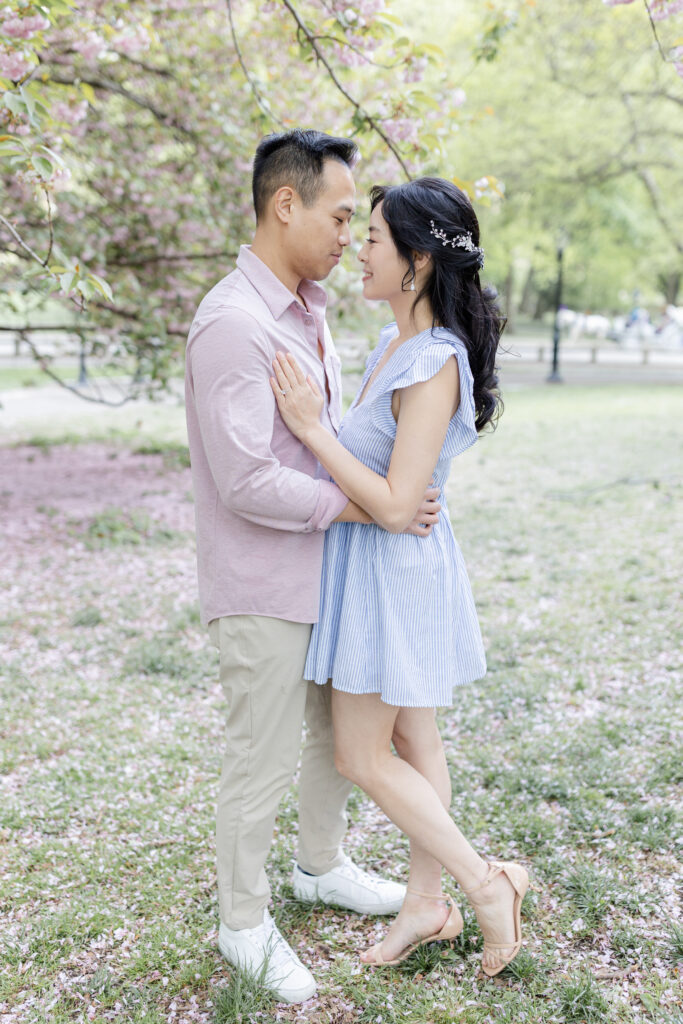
[0,135,23,155]
[59,271,75,293]
[77,279,96,301]
[419,43,445,57]
[19,85,36,119]
[38,145,66,169]
[87,272,114,303]
[81,82,96,104]
[3,92,27,117]
[31,154,53,179]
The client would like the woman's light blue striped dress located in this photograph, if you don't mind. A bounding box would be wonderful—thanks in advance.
[304,323,487,708]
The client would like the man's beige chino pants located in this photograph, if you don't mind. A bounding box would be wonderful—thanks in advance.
[208,614,353,930]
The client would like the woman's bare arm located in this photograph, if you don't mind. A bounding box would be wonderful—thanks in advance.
[271,351,459,534]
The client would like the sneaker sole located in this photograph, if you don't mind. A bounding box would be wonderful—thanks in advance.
[217,937,317,1004]
[292,885,405,916]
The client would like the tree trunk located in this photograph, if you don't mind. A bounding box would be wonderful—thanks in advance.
[519,265,536,318]
[657,271,680,306]
[503,263,515,333]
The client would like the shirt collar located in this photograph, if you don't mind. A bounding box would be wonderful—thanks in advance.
[236,244,328,322]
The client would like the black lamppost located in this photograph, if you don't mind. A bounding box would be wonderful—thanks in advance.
[547,231,568,383]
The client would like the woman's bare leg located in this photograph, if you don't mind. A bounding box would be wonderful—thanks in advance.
[333,691,521,970]
[392,708,452,895]
[359,708,456,961]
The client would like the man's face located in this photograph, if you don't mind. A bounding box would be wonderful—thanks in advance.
[287,159,356,282]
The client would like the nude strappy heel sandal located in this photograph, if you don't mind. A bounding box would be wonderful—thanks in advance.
[463,861,529,977]
[362,888,464,966]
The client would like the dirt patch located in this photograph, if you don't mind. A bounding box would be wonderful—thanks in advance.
[0,443,194,551]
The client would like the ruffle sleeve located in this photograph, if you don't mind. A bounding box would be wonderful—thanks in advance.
[370,330,478,461]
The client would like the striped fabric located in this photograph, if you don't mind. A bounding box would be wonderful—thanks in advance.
[304,323,487,708]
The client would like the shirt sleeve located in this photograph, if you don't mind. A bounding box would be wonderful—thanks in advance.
[188,306,348,532]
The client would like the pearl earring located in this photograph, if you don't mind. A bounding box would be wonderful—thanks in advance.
[409,276,416,292]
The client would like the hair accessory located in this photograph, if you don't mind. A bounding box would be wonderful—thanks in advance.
[429,220,485,268]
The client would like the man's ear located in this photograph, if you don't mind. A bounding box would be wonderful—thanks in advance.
[273,186,295,225]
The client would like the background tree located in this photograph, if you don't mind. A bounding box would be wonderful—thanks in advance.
[404,0,683,325]
[1,0,681,401]
[1,0,489,401]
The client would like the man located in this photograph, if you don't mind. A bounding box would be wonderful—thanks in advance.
[185,129,440,1004]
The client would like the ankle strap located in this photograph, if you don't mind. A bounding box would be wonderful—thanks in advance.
[461,862,500,895]
[406,887,450,901]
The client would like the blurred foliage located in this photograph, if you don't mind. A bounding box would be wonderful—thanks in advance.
[399,0,683,323]
[1,0,682,395]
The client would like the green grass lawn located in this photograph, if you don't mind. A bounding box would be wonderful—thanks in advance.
[0,364,73,389]
[0,384,681,1024]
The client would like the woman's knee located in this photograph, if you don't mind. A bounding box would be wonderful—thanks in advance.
[334,744,383,787]
[392,713,441,763]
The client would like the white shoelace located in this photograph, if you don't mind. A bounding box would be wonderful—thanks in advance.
[259,914,300,974]
[336,858,383,891]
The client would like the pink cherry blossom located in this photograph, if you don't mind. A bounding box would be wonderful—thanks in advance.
[649,0,683,17]
[0,12,49,39]
[0,46,31,78]
[383,117,419,144]
[50,165,72,191]
[114,26,150,57]
[73,31,107,62]
[333,41,365,67]
[51,99,88,125]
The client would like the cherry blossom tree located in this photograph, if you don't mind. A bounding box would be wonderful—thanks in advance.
[604,0,683,77]
[1,0,493,401]
[2,0,678,401]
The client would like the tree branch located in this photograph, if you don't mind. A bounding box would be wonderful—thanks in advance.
[622,89,683,107]
[107,249,235,267]
[279,0,411,179]
[0,213,49,268]
[46,69,197,139]
[44,189,54,266]
[622,90,683,256]
[19,333,136,406]
[225,0,285,126]
[307,33,405,70]
[644,1,669,63]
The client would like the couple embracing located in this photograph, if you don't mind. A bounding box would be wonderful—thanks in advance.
[185,129,529,1004]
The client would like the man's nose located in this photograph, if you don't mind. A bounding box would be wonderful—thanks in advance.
[339,222,352,247]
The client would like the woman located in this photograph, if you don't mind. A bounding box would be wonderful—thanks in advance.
[269,177,529,974]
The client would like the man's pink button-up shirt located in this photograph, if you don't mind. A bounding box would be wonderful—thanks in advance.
[185,245,348,625]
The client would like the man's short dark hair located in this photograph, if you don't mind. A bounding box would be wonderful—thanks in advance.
[252,129,357,222]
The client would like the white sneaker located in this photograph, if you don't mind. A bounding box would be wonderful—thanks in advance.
[218,909,317,1004]
[292,855,406,915]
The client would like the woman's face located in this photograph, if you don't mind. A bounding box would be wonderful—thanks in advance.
[358,201,411,301]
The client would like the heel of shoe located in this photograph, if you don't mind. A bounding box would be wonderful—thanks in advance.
[440,899,464,941]
[463,861,529,978]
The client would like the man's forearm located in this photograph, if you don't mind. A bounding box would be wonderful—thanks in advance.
[333,500,373,524]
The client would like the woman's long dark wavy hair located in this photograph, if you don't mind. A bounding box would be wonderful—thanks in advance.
[370,177,504,431]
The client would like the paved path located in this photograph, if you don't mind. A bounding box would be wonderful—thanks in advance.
[1,342,682,445]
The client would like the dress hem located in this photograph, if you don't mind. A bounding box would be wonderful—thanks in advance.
[305,672,483,708]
